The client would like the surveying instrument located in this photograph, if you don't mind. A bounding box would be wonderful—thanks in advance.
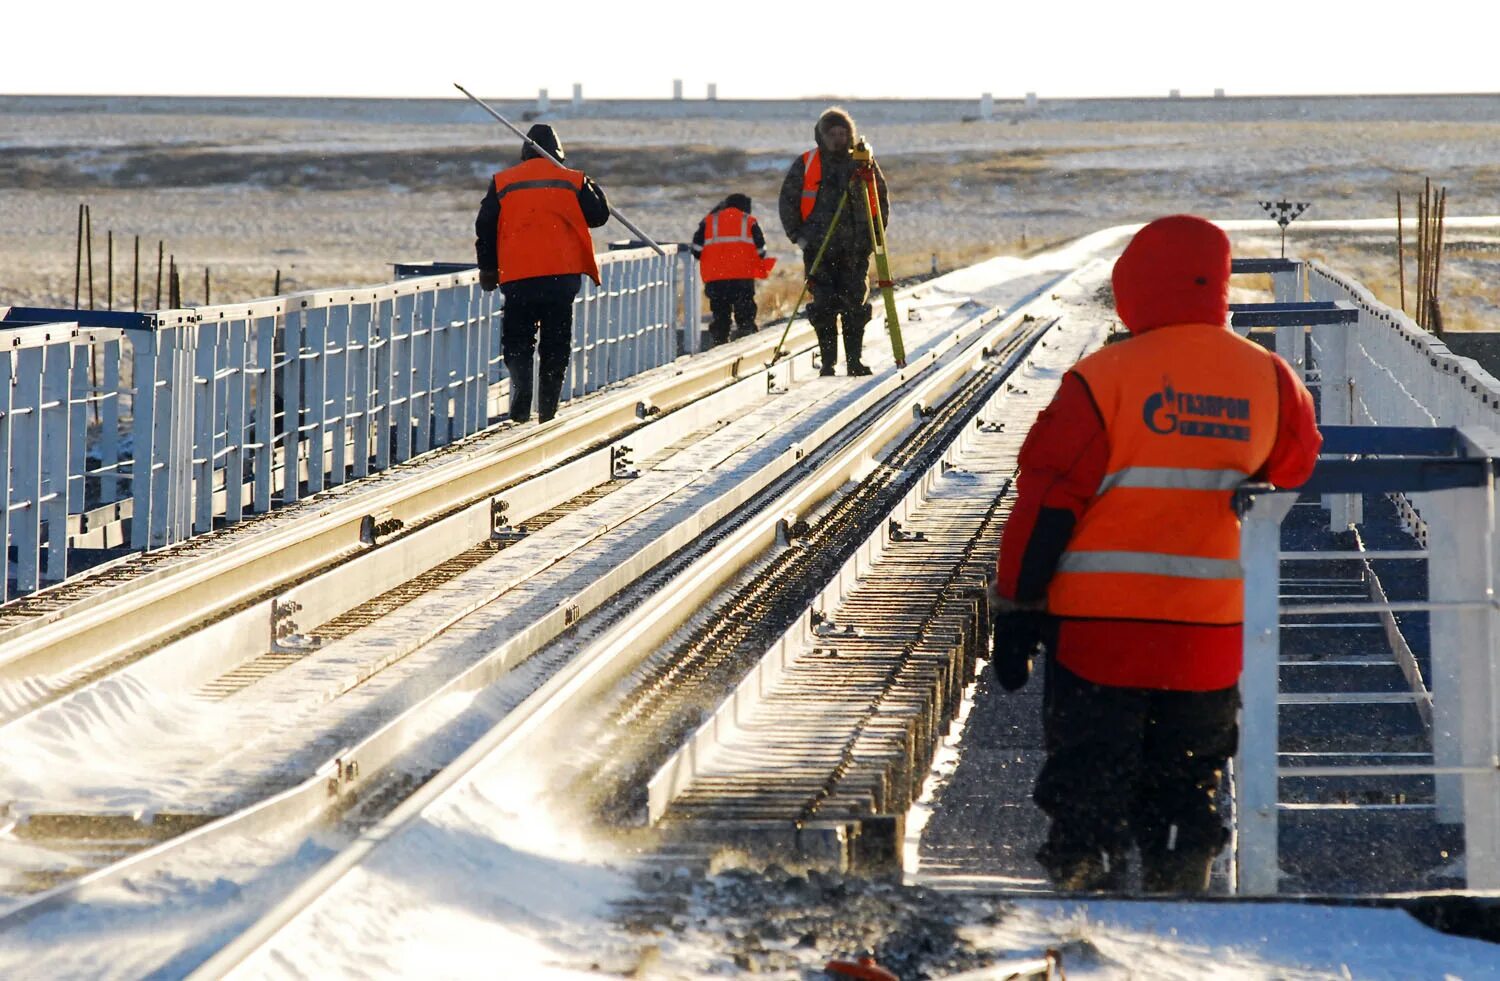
[770,137,906,369]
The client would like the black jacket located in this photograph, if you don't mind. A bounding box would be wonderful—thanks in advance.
[778,107,889,259]
[474,133,610,274]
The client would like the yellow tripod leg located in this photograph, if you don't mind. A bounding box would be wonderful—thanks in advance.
[769,186,852,366]
[857,168,906,367]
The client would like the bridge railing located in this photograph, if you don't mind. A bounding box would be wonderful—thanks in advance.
[0,246,697,600]
[1232,265,1500,894]
[1235,426,1500,895]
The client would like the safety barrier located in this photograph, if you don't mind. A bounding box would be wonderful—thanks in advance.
[1236,426,1500,894]
[1229,265,1500,894]
[0,246,697,600]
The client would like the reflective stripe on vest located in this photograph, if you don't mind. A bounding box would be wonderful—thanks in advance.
[699,207,763,282]
[1046,323,1282,626]
[800,147,881,225]
[1056,551,1243,579]
[495,178,579,201]
[799,150,820,220]
[1096,466,1250,494]
[491,159,602,286]
[704,211,756,246]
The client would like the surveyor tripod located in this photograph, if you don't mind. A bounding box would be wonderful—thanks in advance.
[769,138,906,368]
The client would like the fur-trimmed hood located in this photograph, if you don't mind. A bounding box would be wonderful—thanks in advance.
[814,106,857,153]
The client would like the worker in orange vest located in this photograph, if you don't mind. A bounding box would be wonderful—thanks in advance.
[992,215,1322,893]
[778,106,888,376]
[475,123,609,423]
[690,193,775,348]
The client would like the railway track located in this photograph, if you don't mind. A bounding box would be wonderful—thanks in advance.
[183,268,1097,978]
[0,249,1095,976]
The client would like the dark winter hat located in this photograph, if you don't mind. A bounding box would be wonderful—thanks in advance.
[725,193,752,212]
[1111,215,1231,333]
[815,106,857,150]
[521,123,564,161]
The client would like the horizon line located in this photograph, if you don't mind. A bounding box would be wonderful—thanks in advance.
[6,89,1500,103]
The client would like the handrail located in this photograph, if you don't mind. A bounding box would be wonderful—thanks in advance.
[0,246,699,600]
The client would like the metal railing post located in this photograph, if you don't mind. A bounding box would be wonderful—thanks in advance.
[192,319,217,535]
[226,318,249,523]
[393,292,414,462]
[100,334,121,504]
[12,346,43,592]
[581,276,598,395]
[130,329,157,549]
[1430,430,1500,889]
[0,350,11,602]
[1310,285,1361,530]
[281,306,304,504]
[1272,263,1306,376]
[304,303,328,495]
[351,302,374,477]
[1235,489,1298,895]
[328,301,351,481]
[686,251,703,354]
[413,288,435,455]
[252,312,276,514]
[373,296,394,470]
[40,339,71,582]
[68,341,88,516]
[169,320,197,545]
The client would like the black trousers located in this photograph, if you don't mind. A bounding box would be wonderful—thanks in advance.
[704,279,757,347]
[501,274,580,420]
[805,251,872,368]
[1033,659,1239,880]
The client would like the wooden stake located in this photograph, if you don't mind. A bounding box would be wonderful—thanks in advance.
[74,203,84,309]
[107,230,114,312]
[133,235,140,312]
[85,205,95,311]
[1428,186,1440,336]
[156,240,165,310]
[274,268,281,295]
[204,267,211,307]
[1396,191,1406,314]
[1416,185,1429,327]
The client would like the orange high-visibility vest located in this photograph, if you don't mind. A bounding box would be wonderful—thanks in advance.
[799,149,880,223]
[699,207,764,282]
[1046,324,1283,626]
[491,158,601,286]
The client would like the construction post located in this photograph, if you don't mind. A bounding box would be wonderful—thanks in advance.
[74,203,84,309]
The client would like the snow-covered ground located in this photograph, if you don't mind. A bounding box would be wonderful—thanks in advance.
[225,237,1500,980]
[3,91,1500,975]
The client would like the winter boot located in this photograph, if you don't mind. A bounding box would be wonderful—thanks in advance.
[536,367,566,423]
[507,360,534,422]
[1042,848,1127,893]
[842,314,872,376]
[811,315,839,377]
[1141,847,1216,894]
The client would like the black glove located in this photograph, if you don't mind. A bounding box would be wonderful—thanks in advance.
[992,610,1046,691]
[479,269,499,292]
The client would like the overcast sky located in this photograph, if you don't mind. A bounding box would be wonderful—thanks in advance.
[6,0,1492,101]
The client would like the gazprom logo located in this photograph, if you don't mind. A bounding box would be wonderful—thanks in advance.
[1143,379,1250,441]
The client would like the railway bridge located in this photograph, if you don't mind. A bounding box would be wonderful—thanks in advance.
[0,221,1496,976]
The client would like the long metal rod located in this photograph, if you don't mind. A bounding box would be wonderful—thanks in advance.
[453,83,665,257]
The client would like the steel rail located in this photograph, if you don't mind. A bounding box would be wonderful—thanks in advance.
[643,303,1059,824]
[0,273,1048,954]
[0,308,838,714]
[186,283,1057,979]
